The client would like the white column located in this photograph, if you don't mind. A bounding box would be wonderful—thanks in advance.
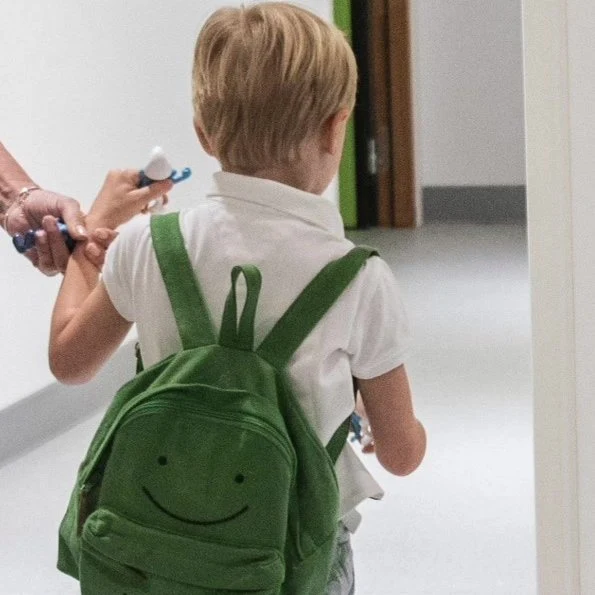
[566,1,595,592]
[524,0,595,592]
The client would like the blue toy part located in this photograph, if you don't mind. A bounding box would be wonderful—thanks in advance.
[138,167,192,188]
[350,412,364,443]
[170,167,192,184]
[12,220,75,254]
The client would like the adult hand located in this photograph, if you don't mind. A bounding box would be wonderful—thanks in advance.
[4,189,88,276]
[86,169,173,231]
[28,217,119,273]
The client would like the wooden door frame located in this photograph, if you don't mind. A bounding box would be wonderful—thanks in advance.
[368,0,393,227]
[366,0,420,228]
[385,0,419,227]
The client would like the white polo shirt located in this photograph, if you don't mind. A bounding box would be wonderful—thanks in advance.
[102,171,410,531]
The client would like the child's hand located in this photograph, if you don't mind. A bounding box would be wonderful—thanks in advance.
[83,227,119,271]
[361,436,375,454]
[86,169,174,231]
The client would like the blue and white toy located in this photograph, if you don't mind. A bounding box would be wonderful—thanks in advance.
[350,412,374,448]
[137,146,192,214]
[12,146,191,255]
[138,146,192,188]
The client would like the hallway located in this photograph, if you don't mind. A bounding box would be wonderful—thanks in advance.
[0,223,535,595]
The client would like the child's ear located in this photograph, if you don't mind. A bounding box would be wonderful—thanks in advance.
[322,108,351,156]
[194,120,215,156]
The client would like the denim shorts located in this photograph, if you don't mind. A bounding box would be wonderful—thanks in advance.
[326,522,355,594]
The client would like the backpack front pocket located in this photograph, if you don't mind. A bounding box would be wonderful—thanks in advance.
[80,508,284,594]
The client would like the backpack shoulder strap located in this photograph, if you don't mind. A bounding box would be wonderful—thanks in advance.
[326,417,352,464]
[258,247,378,461]
[150,212,217,350]
[256,246,378,368]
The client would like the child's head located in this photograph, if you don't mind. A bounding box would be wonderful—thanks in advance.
[192,2,357,189]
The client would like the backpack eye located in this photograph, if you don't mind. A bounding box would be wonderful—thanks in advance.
[158,456,168,466]
[234,473,245,484]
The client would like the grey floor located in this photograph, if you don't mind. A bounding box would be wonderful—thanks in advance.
[0,223,535,595]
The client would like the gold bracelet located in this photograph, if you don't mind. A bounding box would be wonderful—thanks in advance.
[16,185,40,205]
[2,186,40,234]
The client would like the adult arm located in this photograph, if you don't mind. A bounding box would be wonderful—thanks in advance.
[49,170,172,384]
[0,142,117,273]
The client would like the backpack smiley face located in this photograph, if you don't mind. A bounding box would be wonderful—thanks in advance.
[141,453,250,526]
[98,393,295,550]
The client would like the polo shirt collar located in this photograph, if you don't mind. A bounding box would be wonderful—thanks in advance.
[207,171,345,238]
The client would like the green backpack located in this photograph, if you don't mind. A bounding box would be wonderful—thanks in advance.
[57,212,376,594]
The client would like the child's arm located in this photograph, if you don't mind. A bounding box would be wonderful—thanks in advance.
[49,248,131,384]
[356,365,426,476]
[49,170,173,385]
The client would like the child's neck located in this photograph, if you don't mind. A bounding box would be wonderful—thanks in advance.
[223,160,330,196]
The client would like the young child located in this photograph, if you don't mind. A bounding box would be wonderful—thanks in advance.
[50,3,426,593]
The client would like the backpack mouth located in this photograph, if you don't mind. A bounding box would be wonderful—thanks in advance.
[142,486,250,526]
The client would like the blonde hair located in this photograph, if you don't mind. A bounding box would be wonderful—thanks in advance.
[192,2,357,173]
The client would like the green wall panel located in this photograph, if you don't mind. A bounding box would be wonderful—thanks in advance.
[334,0,358,229]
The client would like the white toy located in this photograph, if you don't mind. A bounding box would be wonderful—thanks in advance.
[139,146,192,212]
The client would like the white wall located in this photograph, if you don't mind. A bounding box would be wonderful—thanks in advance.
[524,0,595,592]
[413,0,526,187]
[0,0,332,409]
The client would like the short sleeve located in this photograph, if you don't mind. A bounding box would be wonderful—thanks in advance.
[101,223,138,323]
[348,256,411,379]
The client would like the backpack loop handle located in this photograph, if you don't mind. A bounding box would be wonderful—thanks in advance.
[219,265,262,351]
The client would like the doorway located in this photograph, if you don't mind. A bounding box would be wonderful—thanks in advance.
[335,0,419,229]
